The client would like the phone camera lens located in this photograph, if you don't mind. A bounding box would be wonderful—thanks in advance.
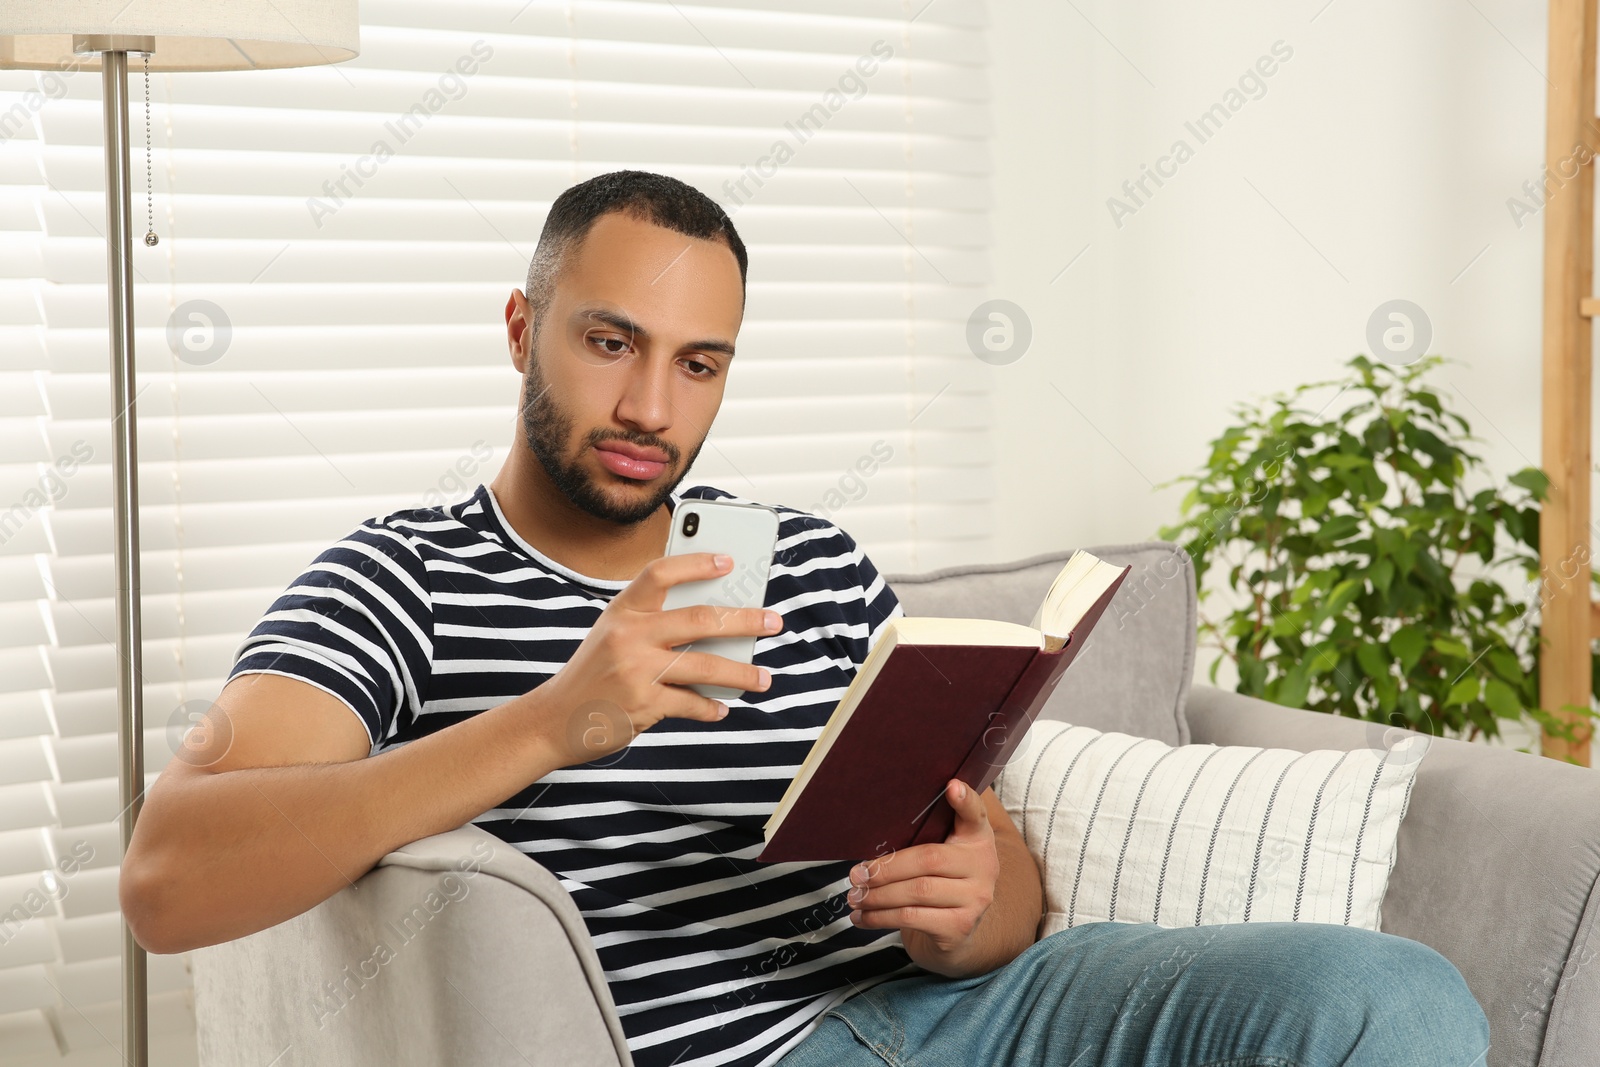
[683,512,699,537]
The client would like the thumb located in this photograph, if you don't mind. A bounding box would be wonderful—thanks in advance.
[948,778,988,830]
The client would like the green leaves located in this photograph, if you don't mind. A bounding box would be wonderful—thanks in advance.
[1274,663,1312,708]
[1444,675,1479,707]
[1355,642,1389,679]
[1485,678,1522,719]
[1315,514,1362,544]
[1508,468,1551,499]
[1158,353,1587,743]
[1313,578,1363,626]
[1389,626,1426,671]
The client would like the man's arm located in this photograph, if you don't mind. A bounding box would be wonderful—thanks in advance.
[847,779,1043,979]
[120,552,778,955]
[120,671,572,955]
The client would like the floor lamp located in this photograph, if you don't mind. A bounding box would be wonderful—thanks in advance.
[0,5,357,1063]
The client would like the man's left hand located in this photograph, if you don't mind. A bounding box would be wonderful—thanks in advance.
[846,777,1000,974]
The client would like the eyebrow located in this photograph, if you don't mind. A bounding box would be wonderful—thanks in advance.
[580,306,737,358]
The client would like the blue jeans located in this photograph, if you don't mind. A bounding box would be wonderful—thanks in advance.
[777,921,1489,1067]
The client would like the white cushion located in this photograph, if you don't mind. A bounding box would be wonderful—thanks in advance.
[993,720,1428,935]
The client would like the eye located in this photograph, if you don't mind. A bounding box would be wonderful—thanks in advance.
[683,358,718,379]
[588,333,632,357]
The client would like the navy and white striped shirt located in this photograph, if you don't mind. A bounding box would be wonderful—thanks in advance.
[228,482,925,1066]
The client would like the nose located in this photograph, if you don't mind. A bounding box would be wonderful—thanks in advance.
[614,352,674,435]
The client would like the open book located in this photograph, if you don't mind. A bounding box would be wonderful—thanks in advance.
[757,550,1132,863]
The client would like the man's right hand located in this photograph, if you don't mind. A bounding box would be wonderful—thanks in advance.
[122,558,780,956]
[536,551,783,769]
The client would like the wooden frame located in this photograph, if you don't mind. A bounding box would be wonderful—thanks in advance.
[1540,0,1598,765]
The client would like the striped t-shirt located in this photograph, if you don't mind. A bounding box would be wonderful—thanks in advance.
[228,481,926,1066]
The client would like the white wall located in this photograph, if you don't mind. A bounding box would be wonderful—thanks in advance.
[984,0,1554,567]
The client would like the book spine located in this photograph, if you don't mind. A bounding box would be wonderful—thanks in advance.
[906,563,1132,848]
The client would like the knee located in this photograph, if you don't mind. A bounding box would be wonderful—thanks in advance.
[1290,925,1488,1067]
[1324,927,1482,1017]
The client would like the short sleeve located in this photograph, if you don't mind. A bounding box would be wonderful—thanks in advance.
[227,521,434,751]
[835,525,904,671]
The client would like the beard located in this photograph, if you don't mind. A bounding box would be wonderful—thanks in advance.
[519,339,706,526]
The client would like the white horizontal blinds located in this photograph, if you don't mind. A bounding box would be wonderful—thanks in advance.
[1,71,193,1061]
[1,0,991,1058]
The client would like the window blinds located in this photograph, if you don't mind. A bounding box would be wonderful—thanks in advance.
[0,0,990,1057]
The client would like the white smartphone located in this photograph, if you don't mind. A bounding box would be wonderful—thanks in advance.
[660,499,781,701]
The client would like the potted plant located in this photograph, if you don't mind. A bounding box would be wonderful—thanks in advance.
[1156,353,1597,755]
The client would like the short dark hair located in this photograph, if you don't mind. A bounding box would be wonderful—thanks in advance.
[523,170,748,327]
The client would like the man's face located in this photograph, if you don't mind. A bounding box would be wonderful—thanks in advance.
[508,211,744,526]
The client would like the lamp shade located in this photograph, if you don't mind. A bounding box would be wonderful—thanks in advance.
[0,0,359,71]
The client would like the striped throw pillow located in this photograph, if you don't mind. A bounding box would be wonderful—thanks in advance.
[992,720,1428,935]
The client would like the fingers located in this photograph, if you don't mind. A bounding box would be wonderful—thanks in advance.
[845,835,995,933]
[850,903,978,934]
[948,779,991,834]
[652,647,773,697]
[658,603,784,647]
[847,871,973,914]
[849,879,990,938]
[657,683,732,724]
[846,846,980,910]
[613,551,732,611]
[612,552,784,644]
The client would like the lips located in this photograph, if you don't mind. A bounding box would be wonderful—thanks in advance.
[594,441,670,481]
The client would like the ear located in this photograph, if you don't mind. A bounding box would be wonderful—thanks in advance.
[505,288,533,375]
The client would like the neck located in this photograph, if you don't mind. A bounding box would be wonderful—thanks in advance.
[488,441,672,582]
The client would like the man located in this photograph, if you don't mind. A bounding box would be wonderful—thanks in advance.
[121,170,1489,1067]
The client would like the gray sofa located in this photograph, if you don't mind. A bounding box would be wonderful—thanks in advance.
[189,543,1600,1067]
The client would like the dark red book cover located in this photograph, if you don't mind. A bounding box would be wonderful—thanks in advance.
[756,563,1130,863]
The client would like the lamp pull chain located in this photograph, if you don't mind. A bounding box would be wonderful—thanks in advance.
[142,52,158,248]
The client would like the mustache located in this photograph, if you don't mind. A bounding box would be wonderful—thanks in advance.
[585,429,679,463]
[520,376,681,466]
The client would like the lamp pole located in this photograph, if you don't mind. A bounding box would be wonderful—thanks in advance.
[78,34,152,1067]
[3,15,356,1061]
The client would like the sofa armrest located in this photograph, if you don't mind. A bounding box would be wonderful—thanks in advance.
[189,823,633,1067]
[1185,684,1600,1067]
